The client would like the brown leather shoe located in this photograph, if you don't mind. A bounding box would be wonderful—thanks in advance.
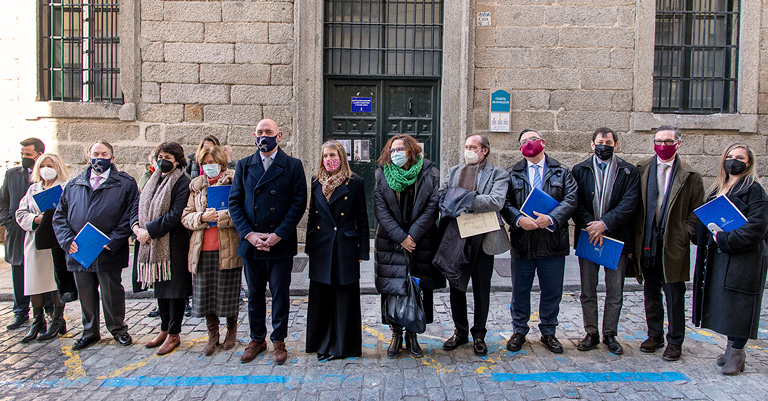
[145,331,168,349]
[157,334,181,356]
[639,336,664,353]
[273,340,288,365]
[662,343,682,361]
[240,340,267,363]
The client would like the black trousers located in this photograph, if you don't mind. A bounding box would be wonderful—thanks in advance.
[74,269,128,340]
[158,298,186,335]
[643,247,686,345]
[51,248,77,299]
[243,257,292,343]
[11,263,29,317]
[449,249,494,340]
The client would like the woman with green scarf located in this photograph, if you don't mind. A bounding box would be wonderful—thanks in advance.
[373,134,444,359]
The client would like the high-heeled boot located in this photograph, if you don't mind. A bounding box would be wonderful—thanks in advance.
[717,340,733,367]
[21,308,47,344]
[404,330,423,358]
[722,348,746,376]
[386,325,403,358]
[222,316,238,350]
[203,314,219,356]
[38,305,66,341]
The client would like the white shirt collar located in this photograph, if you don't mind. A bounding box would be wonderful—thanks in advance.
[656,156,674,167]
[91,167,111,181]
[527,158,545,170]
[260,149,278,162]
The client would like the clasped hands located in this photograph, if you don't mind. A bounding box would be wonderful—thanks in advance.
[246,232,281,252]
[518,211,553,231]
[132,225,152,245]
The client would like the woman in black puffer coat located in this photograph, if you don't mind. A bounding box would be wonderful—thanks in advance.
[373,134,444,359]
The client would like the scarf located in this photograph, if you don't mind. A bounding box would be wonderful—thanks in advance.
[457,159,487,191]
[383,156,423,192]
[592,155,618,220]
[136,168,184,288]
[318,169,347,202]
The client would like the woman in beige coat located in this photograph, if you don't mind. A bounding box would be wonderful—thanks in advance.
[182,145,243,356]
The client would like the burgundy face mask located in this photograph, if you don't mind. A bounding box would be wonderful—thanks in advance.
[521,140,544,158]
[654,143,677,161]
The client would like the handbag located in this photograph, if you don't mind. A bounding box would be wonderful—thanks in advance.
[382,250,426,334]
[34,209,60,250]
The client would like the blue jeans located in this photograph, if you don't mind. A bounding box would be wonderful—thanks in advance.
[510,256,565,336]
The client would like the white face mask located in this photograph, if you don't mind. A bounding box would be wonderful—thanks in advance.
[40,167,57,181]
[464,149,480,165]
[201,164,221,179]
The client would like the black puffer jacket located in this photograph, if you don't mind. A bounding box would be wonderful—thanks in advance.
[374,159,445,295]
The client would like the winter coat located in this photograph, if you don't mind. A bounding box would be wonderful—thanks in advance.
[306,174,370,286]
[500,155,578,260]
[182,169,243,274]
[693,179,768,339]
[0,166,32,265]
[374,159,445,295]
[53,166,139,272]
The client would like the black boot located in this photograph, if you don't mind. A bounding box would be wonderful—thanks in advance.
[38,306,66,341]
[21,308,46,344]
[386,325,403,359]
[404,330,423,358]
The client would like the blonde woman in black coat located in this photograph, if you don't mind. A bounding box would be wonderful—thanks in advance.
[305,140,369,361]
[693,143,768,375]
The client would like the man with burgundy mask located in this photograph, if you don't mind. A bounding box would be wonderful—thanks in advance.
[500,129,577,354]
[634,125,704,361]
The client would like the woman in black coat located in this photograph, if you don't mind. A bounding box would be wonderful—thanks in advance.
[374,134,443,359]
[693,143,768,376]
[305,140,369,361]
[131,142,192,356]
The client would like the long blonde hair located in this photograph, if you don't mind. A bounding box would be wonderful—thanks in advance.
[316,140,354,179]
[31,153,69,183]
[711,143,760,195]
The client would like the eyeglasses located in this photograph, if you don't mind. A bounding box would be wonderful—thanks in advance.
[653,139,679,146]
[519,137,542,146]
[388,146,406,154]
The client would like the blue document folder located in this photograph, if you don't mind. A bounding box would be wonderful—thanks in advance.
[206,185,231,227]
[32,185,63,211]
[574,229,624,271]
[520,187,559,232]
[694,195,748,233]
[71,223,111,269]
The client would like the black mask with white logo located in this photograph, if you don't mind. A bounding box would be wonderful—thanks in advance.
[724,158,747,176]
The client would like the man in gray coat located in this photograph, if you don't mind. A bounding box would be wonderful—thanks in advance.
[440,135,509,356]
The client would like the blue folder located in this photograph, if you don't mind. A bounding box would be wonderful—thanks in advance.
[694,195,748,233]
[206,185,231,227]
[574,229,624,271]
[520,187,559,232]
[32,185,63,211]
[70,223,111,269]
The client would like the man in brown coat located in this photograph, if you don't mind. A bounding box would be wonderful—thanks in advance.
[634,125,704,361]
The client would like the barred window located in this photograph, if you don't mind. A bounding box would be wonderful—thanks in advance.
[653,0,739,114]
[41,0,123,103]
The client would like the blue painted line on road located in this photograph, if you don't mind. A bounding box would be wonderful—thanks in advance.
[100,374,288,387]
[490,371,689,383]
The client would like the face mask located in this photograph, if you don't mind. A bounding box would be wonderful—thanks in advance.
[520,140,544,158]
[391,151,408,167]
[90,158,112,175]
[464,149,480,165]
[594,144,614,161]
[654,143,678,161]
[157,159,175,174]
[323,158,341,172]
[39,167,57,181]
[21,157,35,170]
[202,164,221,178]
[724,159,747,176]
[256,135,278,153]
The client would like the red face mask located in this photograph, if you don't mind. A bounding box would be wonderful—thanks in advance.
[520,140,544,158]
[323,158,341,172]
[654,143,677,161]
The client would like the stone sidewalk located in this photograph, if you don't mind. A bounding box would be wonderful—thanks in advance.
[0,290,767,400]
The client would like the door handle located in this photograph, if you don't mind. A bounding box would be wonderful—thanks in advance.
[408,98,413,115]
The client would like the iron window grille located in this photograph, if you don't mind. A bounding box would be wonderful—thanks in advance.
[653,0,739,114]
[324,0,443,77]
[41,0,123,103]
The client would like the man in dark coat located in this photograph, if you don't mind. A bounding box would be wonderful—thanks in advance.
[0,138,45,330]
[571,127,640,355]
[500,129,577,354]
[52,141,139,351]
[634,125,704,361]
[229,118,307,365]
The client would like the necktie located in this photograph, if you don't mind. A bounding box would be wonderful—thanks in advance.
[91,176,102,191]
[598,162,607,172]
[532,165,542,191]
[656,163,670,224]
[263,156,272,171]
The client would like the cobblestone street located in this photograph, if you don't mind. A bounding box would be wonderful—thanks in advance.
[0,290,767,400]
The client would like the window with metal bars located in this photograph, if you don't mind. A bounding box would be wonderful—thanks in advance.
[40,0,122,103]
[324,0,443,77]
[653,0,739,114]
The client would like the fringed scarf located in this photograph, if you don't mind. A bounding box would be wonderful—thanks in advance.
[136,168,184,288]
[318,169,347,202]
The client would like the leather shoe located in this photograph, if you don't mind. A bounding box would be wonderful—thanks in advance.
[324,355,344,361]
[71,336,99,351]
[603,335,623,355]
[6,315,28,330]
[273,340,288,365]
[240,340,267,363]
[541,335,564,354]
[442,334,469,350]
[473,339,488,356]
[662,343,682,361]
[577,333,600,351]
[115,333,133,346]
[317,354,329,361]
[639,336,664,353]
[506,332,526,352]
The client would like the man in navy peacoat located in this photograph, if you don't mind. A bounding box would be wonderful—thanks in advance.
[229,118,307,365]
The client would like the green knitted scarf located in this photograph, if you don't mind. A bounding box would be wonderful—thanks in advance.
[383,156,423,192]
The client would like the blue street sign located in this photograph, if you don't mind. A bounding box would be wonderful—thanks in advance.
[351,97,373,112]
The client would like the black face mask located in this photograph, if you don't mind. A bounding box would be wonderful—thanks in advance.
[21,157,35,170]
[594,144,614,161]
[157,159,175,173]
[724,159,747,176]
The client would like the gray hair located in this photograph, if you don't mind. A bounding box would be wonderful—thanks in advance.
[654,125,681,141]
[518,129,544,142]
